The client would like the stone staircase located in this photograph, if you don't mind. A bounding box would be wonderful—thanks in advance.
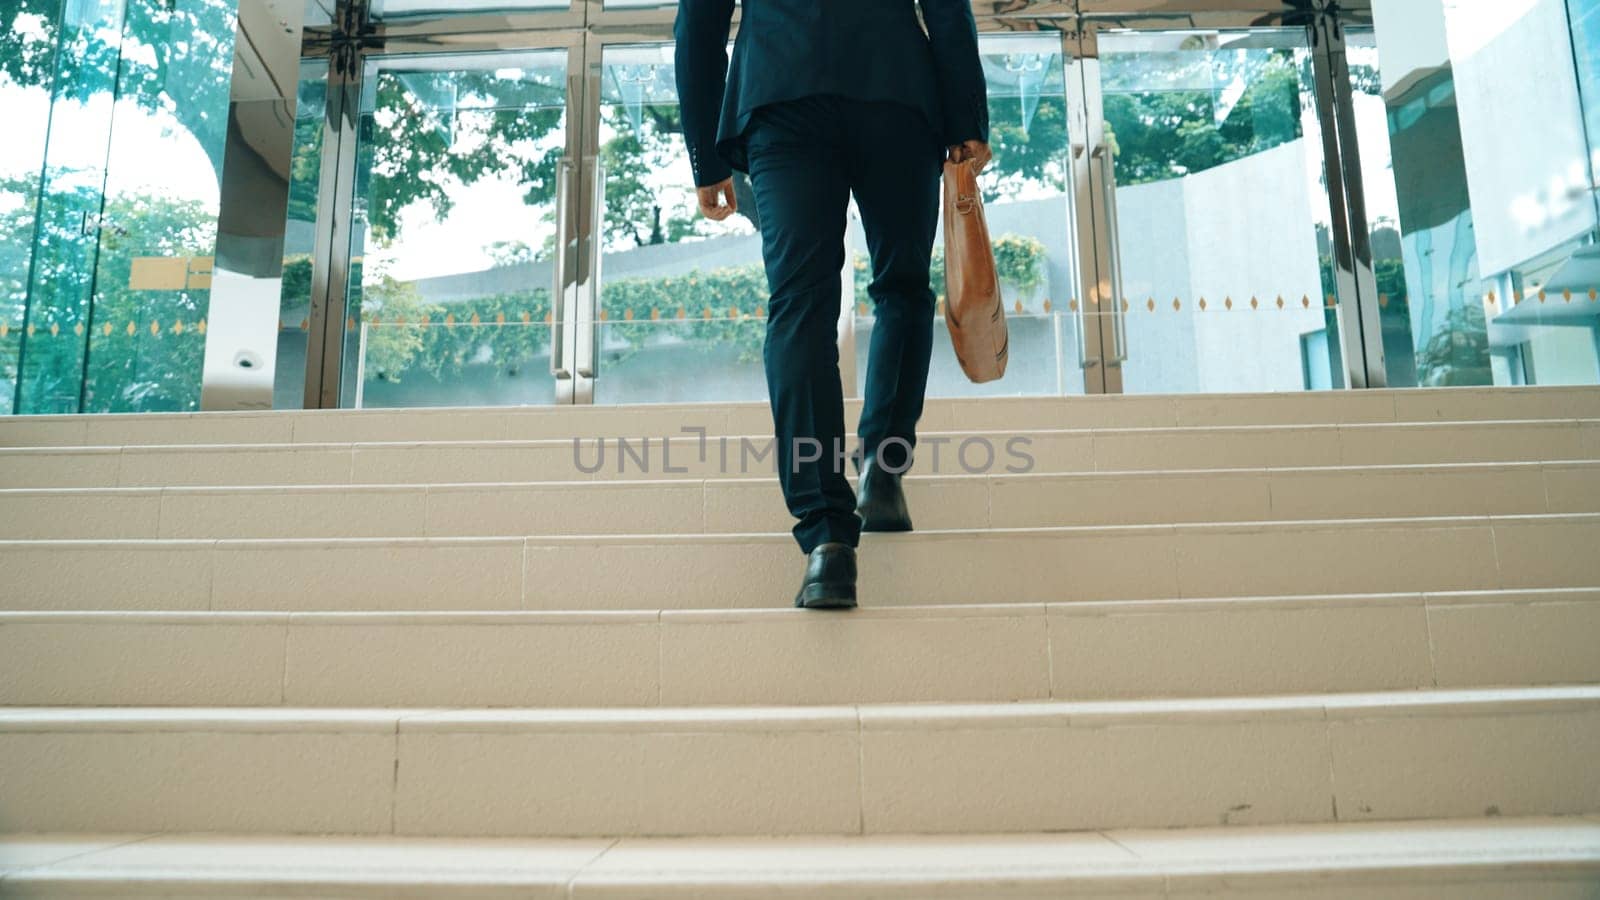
[1,387,1598,897]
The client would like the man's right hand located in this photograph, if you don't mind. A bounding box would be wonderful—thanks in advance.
[947,140,993,173]
[697,177,738,221]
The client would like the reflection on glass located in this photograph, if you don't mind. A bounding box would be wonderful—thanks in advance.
[594,43,770,404]
[1574,0,1600,180]
[0,1,58,414]
[12,0,125,414]
[1099,30,1344,393]
[10,0,241,414]
[856,33,1084,399]
[340,50,568,408]
[274,65,329,408]
[1362,0,1600,387]
[82,0,241,413]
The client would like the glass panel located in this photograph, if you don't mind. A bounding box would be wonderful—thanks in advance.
[592,43,770,404]
[9,0,242,414]
[339,49,569,408]
[12,0,125,414]
[1097,29,1346,394]
[1574,0,1600,167]
[273,61,329,408]
[1359,0,1600,387]
[0,0,60,415]
[855,32,1086,399]
[82,0,242,413]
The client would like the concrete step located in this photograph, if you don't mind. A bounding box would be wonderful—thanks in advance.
[2,589,1595,709]
[3,817,1598,898]
[2,687,1597,836]
[4,386,1598,450]
[2,419,1597,490]
[3,513,1595,613]
[0,461,1596,540]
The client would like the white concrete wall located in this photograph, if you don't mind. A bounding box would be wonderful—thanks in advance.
[1118,140,1328,394]
[1372,0,1452,95]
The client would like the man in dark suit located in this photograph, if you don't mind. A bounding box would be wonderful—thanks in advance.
[676,0,991,611]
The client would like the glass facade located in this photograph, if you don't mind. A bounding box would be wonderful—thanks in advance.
[336,49,571,409]
[1094,29,1346,394]
[0,0,58,415]
[1362,0,1600,387]
[5,0,241,415]
[272,63,328,409]
[4,0,1600,415]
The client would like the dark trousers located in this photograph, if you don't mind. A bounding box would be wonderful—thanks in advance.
[743,95,944,554]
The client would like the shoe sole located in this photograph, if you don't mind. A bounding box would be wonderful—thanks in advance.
[796,582,858,610]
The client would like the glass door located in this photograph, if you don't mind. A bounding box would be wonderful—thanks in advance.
[259,0,1600,409]
[853,28,1094,400]
[330,39,582,409]
[2,0,66,415]
[584,35,772,405]
[1074,18,1351,394]
[5,0,113,415]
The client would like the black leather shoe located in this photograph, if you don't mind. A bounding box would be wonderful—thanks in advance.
[855,454,913,532]
[794,542,857,610]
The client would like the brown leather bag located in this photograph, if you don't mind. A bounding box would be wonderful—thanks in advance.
[942,157,1009,384]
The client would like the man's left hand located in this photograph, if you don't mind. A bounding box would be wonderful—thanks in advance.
[697,178,738,221]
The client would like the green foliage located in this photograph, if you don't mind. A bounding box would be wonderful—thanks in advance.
[0,1,60,90]
[348,233,1044,385]
[285,79,327,226]
[80,190,214,411]
[601,103,710,248]
[391,290,555,382]
[345,266,555,384]
[1103,50,1306,187]
[600,265,770,363]
[2,9,1407,410]
[1415,302,1492,386]
[2,174,215,412]
[357,275,430,383]
[856,234,1047,302]
[992,235,1048,296]
[984,95,1070,201]
[360,68,567,243]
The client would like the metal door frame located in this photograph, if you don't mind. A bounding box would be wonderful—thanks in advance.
[1065,0,1385,392]
[964,14,1102,392]
[287,0,1387,407]
[298,2,590,407]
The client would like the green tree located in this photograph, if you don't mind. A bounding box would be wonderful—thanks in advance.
[1415,302,1492,386]
[1,174,215,411]
[357,273,430,384]
[359,67,567,245]
[1103,49,1307,187]
[601,103,709,249]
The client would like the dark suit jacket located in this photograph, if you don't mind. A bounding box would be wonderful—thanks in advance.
[675,0,991,187]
